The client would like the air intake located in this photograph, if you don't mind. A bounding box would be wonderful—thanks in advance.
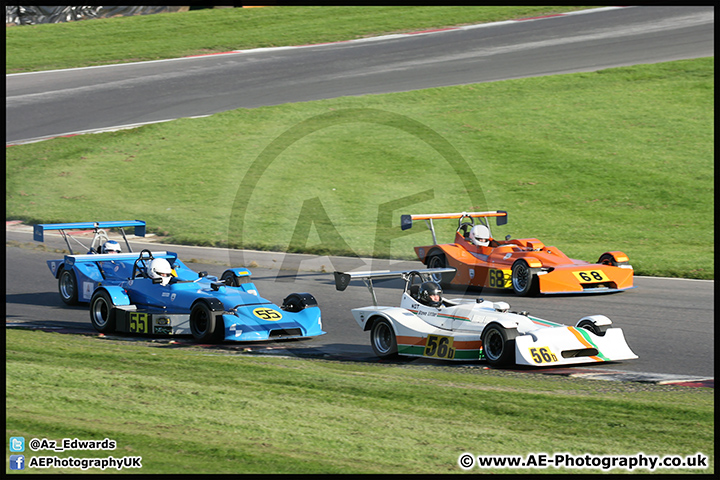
[562,348,599,358]
[269,328,302,338]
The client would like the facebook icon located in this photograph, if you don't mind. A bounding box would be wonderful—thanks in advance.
[10,454,25,470]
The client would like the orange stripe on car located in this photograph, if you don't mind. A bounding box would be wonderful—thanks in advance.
[567,327,603,361]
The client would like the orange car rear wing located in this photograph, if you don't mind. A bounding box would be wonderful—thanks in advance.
[401,211,507,244]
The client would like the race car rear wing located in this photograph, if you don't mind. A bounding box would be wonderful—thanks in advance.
[63,251,172,266]
[334,268,456,306]
[400,211,507,244]
[33,220,146,255]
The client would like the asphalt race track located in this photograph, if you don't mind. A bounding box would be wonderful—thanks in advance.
[6,6,714,144]
[6,226,714,382]
[6,7,714,384]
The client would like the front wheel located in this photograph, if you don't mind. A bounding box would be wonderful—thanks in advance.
[89,290,116,333]
[221,270,241,287]
[190,302,222,343]
[58,267,79,305]
[481,323,515,367]
[577,319,608,337]
[370,318,398,358]
[598,253,621,266]
[511,260,538,296]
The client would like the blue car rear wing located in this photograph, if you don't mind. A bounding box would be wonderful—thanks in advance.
[63,251,173,267]
[34,220,146,254]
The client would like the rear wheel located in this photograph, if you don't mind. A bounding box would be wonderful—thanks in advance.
[481,323,515,367]
[511,260,538,296]
[370,318,398,358]
[58,267,79,305]
[190,302,223,343]
[89,290,115,333]
[427,253,454,285]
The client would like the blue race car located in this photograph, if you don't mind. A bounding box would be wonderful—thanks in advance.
[35,221,324,342]
[88,249,324,343]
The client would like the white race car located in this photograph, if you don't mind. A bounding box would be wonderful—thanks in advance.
[334,268,637,367]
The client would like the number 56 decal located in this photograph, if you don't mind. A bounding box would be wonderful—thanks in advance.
[424,335,456,359]
[529,347,558,364]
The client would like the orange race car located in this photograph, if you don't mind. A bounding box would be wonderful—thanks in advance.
[401,210,634,296]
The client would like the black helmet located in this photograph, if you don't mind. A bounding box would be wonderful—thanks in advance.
[418,281,443,307]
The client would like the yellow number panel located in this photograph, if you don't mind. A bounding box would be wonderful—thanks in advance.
[572,270,610,283]
[529,346,558,364]
[252,308,283,321]
[487,268,512,289]
[424,335,456,359]
[129,312,150,333]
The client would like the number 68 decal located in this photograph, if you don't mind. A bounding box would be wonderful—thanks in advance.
[572,270,610,283]
[529,346,558,364]
[488,269,511,288]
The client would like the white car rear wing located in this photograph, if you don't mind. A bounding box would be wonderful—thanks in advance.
[334,268,456,306]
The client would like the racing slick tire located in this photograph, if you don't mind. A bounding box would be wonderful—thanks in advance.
[58,267,79,305]
[481,323,516,367]
[190,301,223,343]
[370,318,398,359]
[281,293,318,313]
[426,252,455,286]
[598,252,628,267]
[577,319,609,337]
[89,290,116,333]
[511,259,538,296]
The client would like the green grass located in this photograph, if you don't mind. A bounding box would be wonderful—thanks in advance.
[6,59,714,278]
[6,329,714,474]
[6,6,593,74]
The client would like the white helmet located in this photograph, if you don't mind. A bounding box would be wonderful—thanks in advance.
[102,240,122,254]
[147,258,173,286]
[469,225,491,247]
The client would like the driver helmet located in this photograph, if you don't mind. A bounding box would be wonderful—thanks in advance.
[418,281,443,307]
[469,224,491,247]
[101,240,122,254]
[147,258,173,286]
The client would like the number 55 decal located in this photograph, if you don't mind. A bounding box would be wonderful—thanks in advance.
[129,312,149,334]
[253,308,283,321]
